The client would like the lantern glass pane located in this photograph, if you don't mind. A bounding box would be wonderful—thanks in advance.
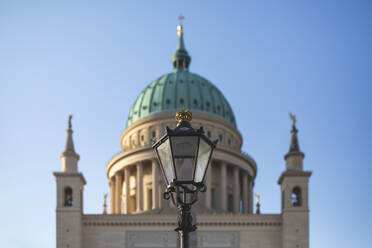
[170,136,198,181]
[194,138,213,183]
[156,138,174,184]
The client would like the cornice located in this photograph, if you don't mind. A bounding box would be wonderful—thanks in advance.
[82,213,282,227]
[277,170,312,185]
[284,151,305,160]
[53,172,87,185]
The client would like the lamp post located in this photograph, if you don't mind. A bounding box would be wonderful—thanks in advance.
[152,109,217,248]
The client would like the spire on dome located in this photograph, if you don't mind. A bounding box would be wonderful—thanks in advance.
[172,15,191,70]
[63,114,78,156]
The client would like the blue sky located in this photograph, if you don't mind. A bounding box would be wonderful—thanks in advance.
[0,1,371,247]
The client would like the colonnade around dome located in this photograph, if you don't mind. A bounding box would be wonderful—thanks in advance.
[109,157,255,215]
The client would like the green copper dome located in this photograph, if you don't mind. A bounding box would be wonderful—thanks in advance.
[126,26,236,128]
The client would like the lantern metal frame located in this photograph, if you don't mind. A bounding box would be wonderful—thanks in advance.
[153,122,216,184]
[152,114,217,248]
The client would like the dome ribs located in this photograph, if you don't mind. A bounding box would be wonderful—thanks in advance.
[173,70,179,110]
[150,75,166,113]
[188,73,201,111]
[175,72,189,109]
[185,71,191,110]
[160,73,171,110]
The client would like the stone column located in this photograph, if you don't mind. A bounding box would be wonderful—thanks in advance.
[248,176,254,213]
[110,177,115,214]
[242,173,249,213]
[233,166,240,213]
[205,161,212,209]
[220,162,227,211]
[115,171,123,214]
[152,160,159,209]
[124,166,130,214]
[136,162,143,212]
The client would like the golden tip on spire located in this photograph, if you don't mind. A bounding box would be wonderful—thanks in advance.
[177,25,183,37]
[177,15,185,37]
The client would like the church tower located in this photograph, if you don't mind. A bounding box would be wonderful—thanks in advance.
[279,114,312,248]
[54,115,86,248]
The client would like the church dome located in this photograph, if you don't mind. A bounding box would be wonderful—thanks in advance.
[126,25,236,128]
[127,71,236,127]
[107,24,257,216]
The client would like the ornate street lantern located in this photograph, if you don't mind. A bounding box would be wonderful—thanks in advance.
[152,109,217,248]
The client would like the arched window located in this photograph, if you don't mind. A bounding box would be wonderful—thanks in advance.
[291,187,301,207]
[64,187,73,207]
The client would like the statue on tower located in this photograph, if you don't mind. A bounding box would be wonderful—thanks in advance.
[103,193,108,214]
[289,112,296,128]
[288,112,302,153]
[255,193,261,214]
[68,114,73,130]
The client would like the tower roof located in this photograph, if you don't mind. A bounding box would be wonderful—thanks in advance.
[285,113,304,159]
[62,114,79,159]
[126,25,236,128]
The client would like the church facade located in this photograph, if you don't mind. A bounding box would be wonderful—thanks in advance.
[54,24,311,248]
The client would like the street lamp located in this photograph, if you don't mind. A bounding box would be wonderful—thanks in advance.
[152,109,217,248]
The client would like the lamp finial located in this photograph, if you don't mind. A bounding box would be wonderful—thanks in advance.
[175,108,192,123]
